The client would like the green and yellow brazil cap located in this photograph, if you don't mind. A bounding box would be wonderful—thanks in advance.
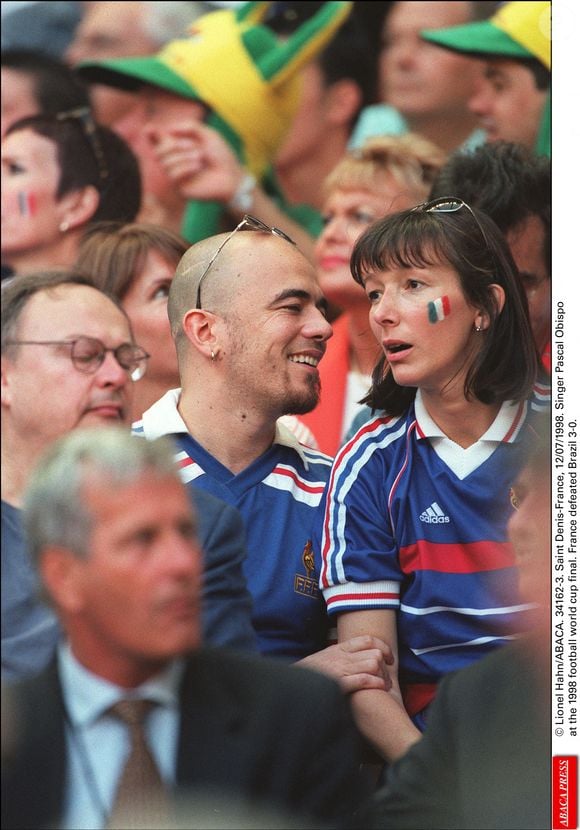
[77,1,353,178]
[420,1,551,70]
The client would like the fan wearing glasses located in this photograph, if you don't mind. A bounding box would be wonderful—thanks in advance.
[1,271,258,683]
[134,216,395,690]
[1,107,141,279]
[315,198,550,763]
[1,272,143,681]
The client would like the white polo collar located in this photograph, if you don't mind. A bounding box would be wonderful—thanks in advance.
[137,389,310,468]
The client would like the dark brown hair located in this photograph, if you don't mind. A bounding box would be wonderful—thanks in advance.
[351,202,540,415]
[5,113,141,224]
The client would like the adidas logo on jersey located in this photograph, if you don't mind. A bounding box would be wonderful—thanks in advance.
[419,501,450,523]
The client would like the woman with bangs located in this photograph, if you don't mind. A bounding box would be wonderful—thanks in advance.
[299,134,446,456]
[1,110,141,278]
[315,199,549,763]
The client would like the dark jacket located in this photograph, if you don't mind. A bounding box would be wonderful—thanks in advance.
[362,641,550,830]
[2,486,257,683]
[2,648,370,829]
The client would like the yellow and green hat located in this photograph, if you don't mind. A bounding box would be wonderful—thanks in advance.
[420,1,551,70]
[421,2,551,157]
[77,1,352,180]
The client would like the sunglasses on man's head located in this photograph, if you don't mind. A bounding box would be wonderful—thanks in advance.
[195,214,296,309]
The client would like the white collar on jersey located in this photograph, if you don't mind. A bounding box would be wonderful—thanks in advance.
[414,390,525,480]
[138,388,310,468]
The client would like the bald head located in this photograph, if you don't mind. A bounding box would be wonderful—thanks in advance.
[169,229,309,348]
[169,227,331,421]
[169,233,227,340]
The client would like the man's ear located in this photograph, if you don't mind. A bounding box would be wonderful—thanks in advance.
[56,185,100,231]
[182,308,221,360]
[40,546,87,614]
[326,79,362,128]
[1,355,13,408]
[475,283,506,331]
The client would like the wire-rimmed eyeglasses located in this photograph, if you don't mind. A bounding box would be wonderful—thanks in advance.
[411,197,496,269]
[195,214,296,309]
[56,106,109,183]
[4,337,149,381]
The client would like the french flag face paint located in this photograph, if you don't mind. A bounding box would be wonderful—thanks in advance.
[427,295,451,324]
[17,191,36,217]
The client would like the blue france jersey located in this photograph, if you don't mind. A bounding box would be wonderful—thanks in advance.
[134,390,333,660]
[316,385,550,718]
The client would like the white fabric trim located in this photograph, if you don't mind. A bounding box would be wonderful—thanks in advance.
[138,389,311,468]
[414,390,521,480]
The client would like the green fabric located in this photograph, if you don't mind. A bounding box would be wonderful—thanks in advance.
[239,23,280,81]
[77,55,201,100]
[421,19,534,62]
[181,201,224,245]
[180,166,324,246]
[78,0,348,244]
[534,88,551,158]
[259,1,350,81]
[235,1,267,24]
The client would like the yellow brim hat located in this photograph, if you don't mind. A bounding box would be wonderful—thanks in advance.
[77,1,353,177]
[421,1,550,70]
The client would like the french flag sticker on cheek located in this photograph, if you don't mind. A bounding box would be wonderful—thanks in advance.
[17,191,36,217]
[427,295,451,324]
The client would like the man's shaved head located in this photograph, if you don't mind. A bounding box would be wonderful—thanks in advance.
[168,227,330,421]
[169,235,224,340]
[169,231,307,352]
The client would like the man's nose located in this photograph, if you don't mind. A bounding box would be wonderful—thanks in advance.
[306,308,333,343]
[96,349,132,388]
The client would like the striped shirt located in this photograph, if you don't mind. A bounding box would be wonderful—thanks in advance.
[317,385,550,720]
[134,389,333,660]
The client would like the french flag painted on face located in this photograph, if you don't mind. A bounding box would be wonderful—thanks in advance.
[427,295,451,323]
[17,191,36,217]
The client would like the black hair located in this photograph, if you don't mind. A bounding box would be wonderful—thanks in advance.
[1,49,90,114]
[430,141,551,278]
[5,113,142,224]
[351,202,539,415]
[506,55,550,90]
[467,1,502,22]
